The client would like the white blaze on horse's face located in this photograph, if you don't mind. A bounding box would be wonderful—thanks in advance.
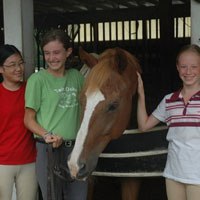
[68,89,105,178]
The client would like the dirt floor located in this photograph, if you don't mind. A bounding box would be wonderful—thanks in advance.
[92,177,167,200]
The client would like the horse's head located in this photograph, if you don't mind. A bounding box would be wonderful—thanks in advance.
[68,47,141,180]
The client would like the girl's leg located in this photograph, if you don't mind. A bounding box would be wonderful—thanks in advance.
[165,178,186,200]
[15,163,38,200]
[35,142,48,200]
[186,184,200,200]
[0,165,16,200]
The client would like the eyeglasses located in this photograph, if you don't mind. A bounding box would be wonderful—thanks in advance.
[3,61,25,69]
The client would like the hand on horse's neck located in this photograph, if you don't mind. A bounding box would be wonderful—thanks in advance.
[181,85,200,104]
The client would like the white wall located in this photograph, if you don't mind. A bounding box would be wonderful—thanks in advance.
[3,0,34,80]
[191,0,200,46]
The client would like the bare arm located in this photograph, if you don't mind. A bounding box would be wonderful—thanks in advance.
[24,107,62,148]
[137,72,160,131]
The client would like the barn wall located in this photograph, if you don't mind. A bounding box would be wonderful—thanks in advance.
[32,2,190,129]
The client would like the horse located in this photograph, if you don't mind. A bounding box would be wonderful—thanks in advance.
[68,47,142,200]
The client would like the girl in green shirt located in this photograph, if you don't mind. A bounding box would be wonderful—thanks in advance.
[24,29,87,200]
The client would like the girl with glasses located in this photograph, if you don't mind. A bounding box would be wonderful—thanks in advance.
[0,44,37,200]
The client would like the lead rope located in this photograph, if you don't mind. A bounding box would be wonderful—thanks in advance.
[47,144,56,200]
[47,143,75,200]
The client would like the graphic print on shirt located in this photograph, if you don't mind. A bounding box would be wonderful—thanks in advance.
[54,86,78,108]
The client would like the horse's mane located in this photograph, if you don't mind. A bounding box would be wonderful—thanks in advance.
[82,61,111,95]
[81,48,141,96]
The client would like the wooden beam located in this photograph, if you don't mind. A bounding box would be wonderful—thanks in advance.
[34,4,190,28]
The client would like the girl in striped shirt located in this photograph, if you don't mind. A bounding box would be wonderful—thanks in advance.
[137,44,200,200]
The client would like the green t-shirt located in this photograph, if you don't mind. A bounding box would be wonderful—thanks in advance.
[25,69,85,140]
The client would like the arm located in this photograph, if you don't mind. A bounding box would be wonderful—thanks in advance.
[137,72,160,131]
[24,107,62,148]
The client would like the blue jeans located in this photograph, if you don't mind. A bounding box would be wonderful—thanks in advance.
[36,142,88,200]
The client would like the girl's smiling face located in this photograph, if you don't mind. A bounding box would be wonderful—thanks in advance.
[43,40,72,74]
[177,51,200,87]
[0,53,24,83]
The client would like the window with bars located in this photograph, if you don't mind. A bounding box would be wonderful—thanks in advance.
[69,17,190,43]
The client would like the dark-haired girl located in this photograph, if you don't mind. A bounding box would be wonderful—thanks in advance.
[0,44,37,200]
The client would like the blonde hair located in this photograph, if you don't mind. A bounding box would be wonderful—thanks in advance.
[176,44,200,64]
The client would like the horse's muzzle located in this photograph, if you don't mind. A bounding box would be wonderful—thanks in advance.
[68,157,98,181]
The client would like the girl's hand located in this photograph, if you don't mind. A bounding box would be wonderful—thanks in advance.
[136,71,144,97]
[43,133,63,148]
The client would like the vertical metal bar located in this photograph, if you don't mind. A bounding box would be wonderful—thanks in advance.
[136,20,138,40]
[122,21,124,41]
[90,22,93,49]
[176,18,178,38]
[142,19,147,41]
[129,20,131,41]
[183,17,186,38]
[78,24,80,46]
[103,22,105,42]
[93,22,98,52]
[84,23,87,45]
[156,19,158,39]
[109,21,112,44]
[149,19,151,39]
[116,21,118,45]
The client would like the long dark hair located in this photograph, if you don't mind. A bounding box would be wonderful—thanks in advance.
[0,44,22,66]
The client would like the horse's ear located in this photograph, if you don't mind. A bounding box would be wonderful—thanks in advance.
[79,47,98,69]
[114,47,127,74]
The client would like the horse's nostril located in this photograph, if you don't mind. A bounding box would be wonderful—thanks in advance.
[79,163,86,171]
[77,162,88,179]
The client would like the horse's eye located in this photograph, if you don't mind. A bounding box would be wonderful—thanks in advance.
[108,102,119,112]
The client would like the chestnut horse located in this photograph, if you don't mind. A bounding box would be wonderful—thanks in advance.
[68,47,142,199]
